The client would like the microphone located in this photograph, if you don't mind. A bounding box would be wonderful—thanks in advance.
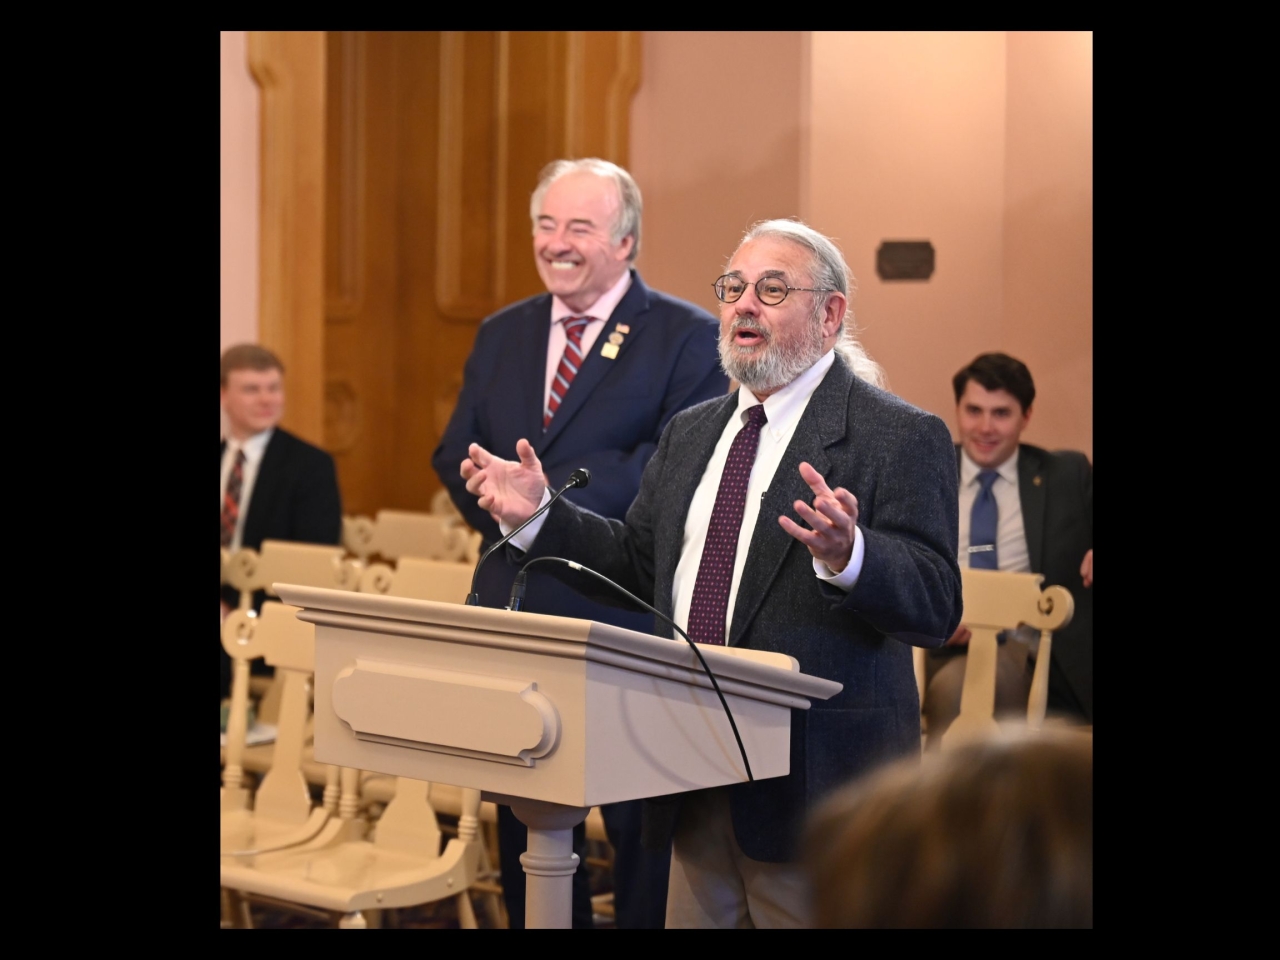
[509,556,753,782]
[465,467,591,606]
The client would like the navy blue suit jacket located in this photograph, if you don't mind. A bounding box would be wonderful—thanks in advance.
[220,426,343,612]
[431,270,729,629]
[525,357,963,861]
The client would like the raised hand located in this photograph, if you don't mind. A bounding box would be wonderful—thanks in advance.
[778,461,860,573]
[460,438,548,528]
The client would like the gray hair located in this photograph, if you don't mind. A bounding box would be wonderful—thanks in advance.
[736,218,886,388]
[530,158,642,262]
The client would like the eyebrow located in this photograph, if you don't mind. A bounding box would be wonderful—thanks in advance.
[726,268,788,280]
[538,215,596,228]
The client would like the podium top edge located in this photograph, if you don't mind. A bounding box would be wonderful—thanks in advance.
[272,583,842,702]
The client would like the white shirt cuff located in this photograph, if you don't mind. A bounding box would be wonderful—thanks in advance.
[813,525,865,591]
[498,487,553,552]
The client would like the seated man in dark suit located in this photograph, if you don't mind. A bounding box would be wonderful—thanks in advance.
[220,343,343,699]
[924,352,1093,745]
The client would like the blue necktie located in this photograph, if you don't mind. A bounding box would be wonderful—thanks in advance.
[968,469,999,570]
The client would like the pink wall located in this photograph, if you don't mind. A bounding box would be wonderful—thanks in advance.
[630,32,803,311]
[638,30,1092,461]
[1003,32,1093,459]
[220,31,259,436]
[807,31,1009,431]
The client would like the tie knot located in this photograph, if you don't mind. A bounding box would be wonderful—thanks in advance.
[563,316,591,341]
[977,468,998,492]
[745,404,768,429]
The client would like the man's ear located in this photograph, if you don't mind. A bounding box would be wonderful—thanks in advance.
[822,293,847,338]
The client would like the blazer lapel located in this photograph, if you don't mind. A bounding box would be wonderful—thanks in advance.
[523,300,555,445]
[1018,444,1047,573]
[243,431,285,547]
[539,272,649,451]
[728,359,853,645]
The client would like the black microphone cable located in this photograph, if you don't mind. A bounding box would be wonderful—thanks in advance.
[465,467,591,606]
[509,556,753,782]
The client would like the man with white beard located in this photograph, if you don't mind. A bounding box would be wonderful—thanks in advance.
[455,218,962,928]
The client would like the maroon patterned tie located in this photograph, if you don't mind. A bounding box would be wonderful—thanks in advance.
[221,448,246,548]
[544,316,592,430]
[686,404,768,645]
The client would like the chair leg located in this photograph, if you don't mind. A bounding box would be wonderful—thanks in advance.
[456,891,479,929]
[222,888,253,928]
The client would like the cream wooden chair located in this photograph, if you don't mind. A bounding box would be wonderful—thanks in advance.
[221,600,487,928]
[916,568,1075,752]
[221,602,334,864]
[223,540,362,724]
[343,509,472,564]
[358,555,475,605]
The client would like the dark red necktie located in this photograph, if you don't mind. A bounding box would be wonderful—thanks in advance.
[544,316,591,430]
[686,404,768,645]
[221,448,246,548]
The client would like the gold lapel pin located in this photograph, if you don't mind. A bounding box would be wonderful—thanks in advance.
[601,323,628,359]
[1033,475,1042,486]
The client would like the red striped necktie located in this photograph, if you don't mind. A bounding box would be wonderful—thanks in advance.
[221,448,246,548]
[544,316,592,430]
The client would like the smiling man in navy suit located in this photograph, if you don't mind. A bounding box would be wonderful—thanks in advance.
[432,158,728,929]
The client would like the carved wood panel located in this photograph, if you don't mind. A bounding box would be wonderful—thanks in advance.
[254,30,641,518]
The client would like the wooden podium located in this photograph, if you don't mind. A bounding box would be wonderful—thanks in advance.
[275,583,843,928]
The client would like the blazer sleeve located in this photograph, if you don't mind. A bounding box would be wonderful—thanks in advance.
[290,446,344,545]
[431,323,508,542]
[835,409,964,646]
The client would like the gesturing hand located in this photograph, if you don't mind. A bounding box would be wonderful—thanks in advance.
[460,438,548,529]
[778,461,860,573]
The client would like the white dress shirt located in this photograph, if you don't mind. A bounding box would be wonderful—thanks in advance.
[220,428,273,553]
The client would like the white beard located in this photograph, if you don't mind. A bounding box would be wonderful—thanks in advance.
[718,314,825,395]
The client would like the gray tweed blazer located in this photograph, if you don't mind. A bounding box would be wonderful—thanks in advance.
[526,355,963,861]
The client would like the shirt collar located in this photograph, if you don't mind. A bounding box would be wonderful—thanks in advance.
[228,428,273,464]
[737,349,836,439]
[550,269,633,326]
[959,446,1019,488]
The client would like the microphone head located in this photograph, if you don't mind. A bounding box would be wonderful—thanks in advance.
[568,467,591,488]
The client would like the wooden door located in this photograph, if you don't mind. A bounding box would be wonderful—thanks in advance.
[249,30,642,518]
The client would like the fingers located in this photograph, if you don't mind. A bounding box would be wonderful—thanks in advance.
[515,437,539,467]
[798,461,832,497]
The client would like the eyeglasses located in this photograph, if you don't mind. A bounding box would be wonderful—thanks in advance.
[713,274,834,306]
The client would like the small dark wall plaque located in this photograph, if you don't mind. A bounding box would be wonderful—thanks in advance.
[876,241,935,281]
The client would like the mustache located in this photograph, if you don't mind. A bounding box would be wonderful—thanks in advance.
[726,317,770,341]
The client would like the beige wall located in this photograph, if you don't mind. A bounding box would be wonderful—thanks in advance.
[221,30,1092,460]
[630,32,803,310]
[636,30,1092,461]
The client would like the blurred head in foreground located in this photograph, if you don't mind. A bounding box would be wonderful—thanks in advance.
[803,725,1092,928]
